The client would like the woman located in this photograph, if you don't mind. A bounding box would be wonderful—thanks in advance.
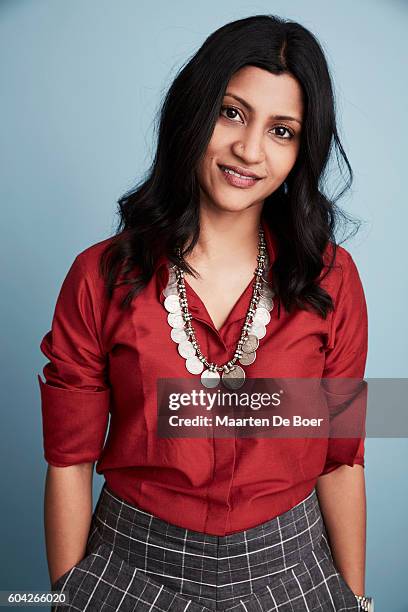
[38,14,373,611]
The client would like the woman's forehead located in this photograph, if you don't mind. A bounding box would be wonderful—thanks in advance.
[225,67,304,118]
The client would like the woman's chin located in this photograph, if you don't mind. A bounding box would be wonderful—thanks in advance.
[209,200,254,213]
[201,190,259,212]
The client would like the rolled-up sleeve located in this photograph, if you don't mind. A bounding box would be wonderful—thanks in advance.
[320,250,368,475]
[38,253,110,467]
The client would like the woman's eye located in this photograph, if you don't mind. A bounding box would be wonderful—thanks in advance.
[271,126,294,140]
[220,105,242,122]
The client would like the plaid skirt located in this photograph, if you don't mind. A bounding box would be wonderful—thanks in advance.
[51,483,359,611]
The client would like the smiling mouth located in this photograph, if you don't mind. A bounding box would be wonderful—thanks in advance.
[217,164,263,189]
[218,164,262,180]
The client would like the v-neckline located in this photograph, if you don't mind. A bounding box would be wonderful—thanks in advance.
[158,215,277,338]
[183,274,255,335]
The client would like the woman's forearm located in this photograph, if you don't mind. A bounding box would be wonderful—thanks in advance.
[316,463,366,596]
[44,463,94,586]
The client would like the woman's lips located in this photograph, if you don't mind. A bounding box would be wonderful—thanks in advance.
[218,165,262,189]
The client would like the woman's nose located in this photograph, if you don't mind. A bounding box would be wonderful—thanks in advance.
[232,129,265,163]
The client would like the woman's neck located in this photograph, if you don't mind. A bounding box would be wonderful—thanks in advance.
[185,208,264,271]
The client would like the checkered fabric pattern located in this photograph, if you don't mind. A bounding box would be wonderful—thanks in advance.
[51,484,359,611]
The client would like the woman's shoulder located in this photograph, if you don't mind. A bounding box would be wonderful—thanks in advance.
[323,239,355,268]
[321,240,364,298]
[75,235,116,267]
[60,237,119,308]
[71,235,144,307]
[68,236,119,287]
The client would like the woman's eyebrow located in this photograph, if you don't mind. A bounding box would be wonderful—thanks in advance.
[224,91,302,125]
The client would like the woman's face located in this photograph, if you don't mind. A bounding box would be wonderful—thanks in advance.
[197,65,304,213]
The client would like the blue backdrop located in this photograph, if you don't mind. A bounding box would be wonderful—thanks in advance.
[1,1,406,610]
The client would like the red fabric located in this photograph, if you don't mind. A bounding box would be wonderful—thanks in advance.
[38,216,368,535]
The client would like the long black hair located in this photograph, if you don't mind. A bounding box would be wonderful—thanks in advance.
[100,14,361,318]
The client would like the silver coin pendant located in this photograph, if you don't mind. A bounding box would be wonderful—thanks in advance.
[185,356,204,374]
[258,296,274,311]
[163,284,178,297]
[164,294,181,313]
[239,351,256,366]
[171,327,188,343]
[253,307,271,325]
[201,369,220,388]
[168,312,185,328]
[178,340,196,358]
[249,321,266,339]
[242,334,259,353]
[222,365,246,389]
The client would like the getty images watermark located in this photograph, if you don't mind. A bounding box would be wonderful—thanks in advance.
[155,377,367,439]
[166,387,324,429]
[155,377,408,438]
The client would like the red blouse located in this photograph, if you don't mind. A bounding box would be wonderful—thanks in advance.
[38,216,368,535]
